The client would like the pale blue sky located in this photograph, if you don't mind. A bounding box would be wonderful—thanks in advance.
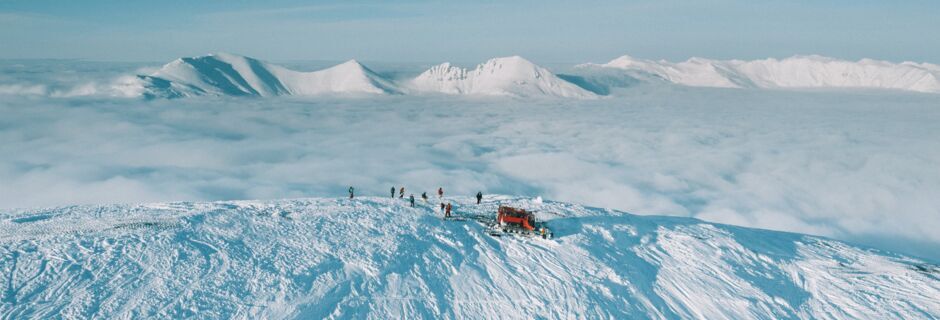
[1,0,938,63]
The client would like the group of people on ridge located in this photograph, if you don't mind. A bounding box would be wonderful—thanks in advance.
[346,186,485,218]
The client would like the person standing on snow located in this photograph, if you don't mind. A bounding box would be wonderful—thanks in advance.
[476,191,483,204]
[349,186,355,199]
[440,202,445,215]
[409,194,415,207]
[391,186,396,198]
[421,192,428,203]
[437,187,444,200]
[445,203,452,218]
[399,187,405,199]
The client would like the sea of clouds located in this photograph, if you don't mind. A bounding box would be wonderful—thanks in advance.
[1,60,938,260]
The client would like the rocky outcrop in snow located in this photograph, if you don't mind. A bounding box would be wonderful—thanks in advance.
[133,53,400,98]
[410,56,597,98]
[582,55,940,93]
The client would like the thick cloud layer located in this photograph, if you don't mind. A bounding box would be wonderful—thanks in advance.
[1,62,939,261]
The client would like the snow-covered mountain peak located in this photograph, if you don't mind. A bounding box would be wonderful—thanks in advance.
[604,54,645,67]
[209,51,247,60]
[477,55,534,69]
[490,55,526,62]
[1,196,937,318]
[132,53,398,98]
[411,56,597,98]
[473,56,557,81]
[329,59,367,71]
[158,52,267,74]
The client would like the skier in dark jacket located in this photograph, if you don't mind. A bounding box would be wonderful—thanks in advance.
[421,192,428,203]
[399,187,405,198]
[440,202,445,214]
[437,187,444,199]
[409,194,415,207]
[349,186,355,199]
[391,186,396,198]
[476,191,483,204]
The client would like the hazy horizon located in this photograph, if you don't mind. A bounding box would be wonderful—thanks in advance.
[2,0,939,64]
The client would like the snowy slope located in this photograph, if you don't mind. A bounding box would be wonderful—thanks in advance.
[582,55,940,93]
[1,196,937,319]
[134,53,399,98]
[410,56,597,98]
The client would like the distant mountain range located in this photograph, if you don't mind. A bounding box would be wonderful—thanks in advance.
[130,53,596,99]
[125,53,940,99]
[579,55,940,93]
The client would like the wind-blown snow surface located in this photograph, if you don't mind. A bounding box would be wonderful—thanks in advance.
[409,56,596,98]
[134,53,400,98]
[581,55,940,93]
[1,196,937,319]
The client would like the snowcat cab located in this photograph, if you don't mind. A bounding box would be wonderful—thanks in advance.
[492,206,552,239]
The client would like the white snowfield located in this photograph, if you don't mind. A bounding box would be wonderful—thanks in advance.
[408,56,597,98]
[583,55,940,93]
[134,53,400,98]
[1,196,937,319]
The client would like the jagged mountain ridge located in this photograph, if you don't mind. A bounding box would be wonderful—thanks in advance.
[408,56,597,98]
[127,53,940,99]
[134,53,400,98]
[1,196,937,319]
[132,53,594,99]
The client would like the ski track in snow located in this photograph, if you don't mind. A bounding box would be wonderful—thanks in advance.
[0,196,937,319]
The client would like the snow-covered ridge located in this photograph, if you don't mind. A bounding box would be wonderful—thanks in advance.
[78,53,940,98]
[410,56,597,98]
[4,54,939,98]
[1,196,937,318]
[131,53,595,99]
[133,53,400,98]
[581,54,940,93]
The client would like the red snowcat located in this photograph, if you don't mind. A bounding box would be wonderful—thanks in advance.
[490,206,553,239]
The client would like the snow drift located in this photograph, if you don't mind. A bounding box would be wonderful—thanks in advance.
[581,55,940,93]
[409,56,597,98]
[133,53,400,98]
[1,196,937,319]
